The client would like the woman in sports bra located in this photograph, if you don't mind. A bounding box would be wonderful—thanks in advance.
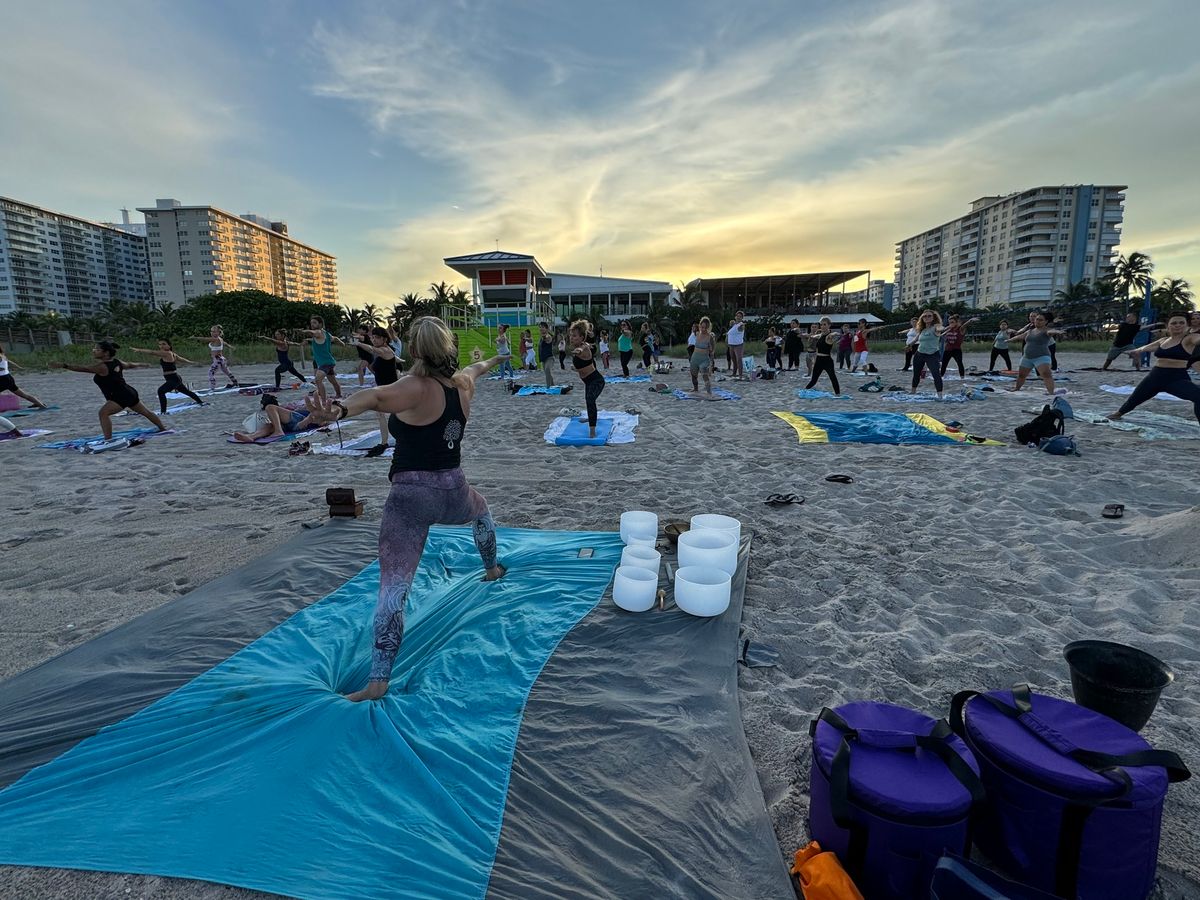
[804,317,841,394]
[689,316,716,396]
[351,326,402,457]
[1006,313,1065,395]
[188,325,240,392]
[130,339,204,413]
[1108,313,1200,424]
[299,315,346,401]
[50,341,167,440]
[303,316,505,702]
[569,319,606,437]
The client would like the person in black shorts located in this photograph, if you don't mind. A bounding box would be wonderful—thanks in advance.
[569,319,605,438]
[259,331,309,388]
[1102,313,1143,372]
[0,346,48,409]
[50,341,167,440]
[130,340,205,414]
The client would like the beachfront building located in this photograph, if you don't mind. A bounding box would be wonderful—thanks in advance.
[894,185,1126,309]
[838,279,895,311]
[443,251,676,327]
[686,271,870,313]
[136,199,339,308]
[0,195,152,318]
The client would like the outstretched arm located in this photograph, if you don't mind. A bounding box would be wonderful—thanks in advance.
[6,357,23,370]
[304,377,421,422]
[130,347,169,359]
[174,354,196,365]
[462,355,502,382]
[50,361,107,375]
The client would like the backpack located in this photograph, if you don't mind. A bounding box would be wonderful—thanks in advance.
[1038,434,1079,456]
[1050,395,1074,419]
[1014,405,1064,445]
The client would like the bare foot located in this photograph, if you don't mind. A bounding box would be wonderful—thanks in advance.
[232,431,254,442]
[345,680,389,702]
[482,563,507,582]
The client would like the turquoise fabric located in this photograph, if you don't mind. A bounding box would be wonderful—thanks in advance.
[555,417,614,445]
[794,411,959,444]
[0,526,622,900]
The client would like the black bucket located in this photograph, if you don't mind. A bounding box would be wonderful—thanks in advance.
[1064,640,1174,732]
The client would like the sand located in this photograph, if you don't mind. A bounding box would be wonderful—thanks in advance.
[2,351,1199,899]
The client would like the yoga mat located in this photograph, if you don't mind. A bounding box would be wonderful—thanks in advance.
[554,418,616,446]
[542,411,639,446]
[0,428,53,442]
[37,428,175,451]
[226,426,324,445]
[1100,383,1188,402]
[0,405,59,418]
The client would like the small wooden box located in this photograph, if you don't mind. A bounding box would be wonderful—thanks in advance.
[329,501,364,518]
[326,488,356,506]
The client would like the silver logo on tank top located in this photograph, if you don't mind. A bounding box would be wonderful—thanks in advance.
[443,420,462,449]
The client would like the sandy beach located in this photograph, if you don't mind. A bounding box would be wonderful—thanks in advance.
[2,349,1198,899]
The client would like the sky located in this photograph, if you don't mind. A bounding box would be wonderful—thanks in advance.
[2,0,1198,308]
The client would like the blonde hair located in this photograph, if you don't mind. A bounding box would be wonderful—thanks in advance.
[699,316,712,329]
[407,316,458,378]
[915,310,943,333]
[568,318,592,339]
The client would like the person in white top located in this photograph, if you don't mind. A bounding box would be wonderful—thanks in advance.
[0,347,48,409]
[898,317,919,371]
[726,311,747,379]
[598,331,611,370]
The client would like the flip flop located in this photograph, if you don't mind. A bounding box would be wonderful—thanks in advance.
[825,474,854,484]
[1102,504,1125,519]
[764,493,805,506]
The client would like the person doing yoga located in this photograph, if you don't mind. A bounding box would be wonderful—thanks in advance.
[1006,313,1065,394]
[899,318,919,371]
[909,309,946,399]
[259,331,309,389]
[0,347,48,409]
[354,326,401,457]
[784,319,803,370]
[939,315,979,377]
[569,319,606,437]
[599,330,611,370]
[1107,314,1200,424]
[233,393,317,442]
[538,321,556,387]
[303,316,506,702]
[50,341,167,439]
[726,310,747,378]
[805,317,841,394]
[990,321,1014,372]
[299,315,345,401]
[1101,313,1143,372]
[689,316,716,395]
[617,322,634,376]
[189,325,240,391]
[129,340,205,413]
[352,326,374,386]
[495,323,515,379]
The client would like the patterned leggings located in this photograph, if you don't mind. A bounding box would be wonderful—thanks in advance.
[582,371,605,427]
[208,355,235,391]
[371,468,499,682]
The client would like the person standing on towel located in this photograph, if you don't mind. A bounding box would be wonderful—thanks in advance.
[50,341,168,440]
[569,319,606,437]
[805,318,841,395]
[689,316,716,396]
[784,319,803,370]
[538,322,556,387]
[258,331,309,389]
[939,315,979,378]
[188,325,241,392]
[850,319,887,372]
[617,322,634,376]
[1102,313,1143,372]
[726,311,747,379]
[899,318,919,371]
[300,316,345,401]
[909,310,946,399]
[0,347,48,409]
[1006,313,1065,395]
[990,321,1013,372]
[495,324,515,379]
[1108,314,1200,424]
[304,316,506,702]
[129,340,205,414]
[599,330,611,370]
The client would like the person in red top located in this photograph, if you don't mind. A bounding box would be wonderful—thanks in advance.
[849,319,888,372]
[939,315,980,377]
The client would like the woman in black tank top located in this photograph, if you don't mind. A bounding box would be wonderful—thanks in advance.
[130,339,205,414]
[804,318,841,395]
[50,341,168,440]
[568,319,606,437]
[302,316,507,702]
[352,327,402,457]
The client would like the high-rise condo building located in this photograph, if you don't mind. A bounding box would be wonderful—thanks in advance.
[894,185,1125,308]
[137,199,338,308]
[0,196,151,318]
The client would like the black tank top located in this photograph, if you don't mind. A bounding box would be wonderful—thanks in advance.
[1155,341,1192,361]
[388,382,467,476]
[814,333,834,356]
[373,354,399,385]
[160,356,177,375]
[94,360,130,400]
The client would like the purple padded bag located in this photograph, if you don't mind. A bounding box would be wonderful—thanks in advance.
[809,702,983,900]
[951,685,1190,900]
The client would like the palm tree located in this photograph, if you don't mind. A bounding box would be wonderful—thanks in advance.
[342,305,367,331]
[1053,280,1094,306]
[392,292,429,334]
[1110,252,1155,310]
[1152,277,1194,315]
[428,281,455,308]
[361,303,381,327]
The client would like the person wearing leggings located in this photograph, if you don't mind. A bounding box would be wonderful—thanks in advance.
[569,319,606,437]
[909,310,946,399]
[190,325,239,391]
[989,321,1013,371]
[1109,315,1200,424]
[638,322,653,370]
[301,316,505,703]
[259,331,309,389]
[130,340,204,414]
[939,315,978,377]
[805,318,841,394]
[617,322,634,376]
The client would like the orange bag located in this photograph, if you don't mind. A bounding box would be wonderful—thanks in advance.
[790,840,864,900]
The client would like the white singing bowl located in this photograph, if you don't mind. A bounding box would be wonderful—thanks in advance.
[624,533,657,550]
[677,528,737,575]
[620,544,661,574]
[613,565,658,613]
[689,513,741,545]
[674,566,732,617]
[620,510,658,545]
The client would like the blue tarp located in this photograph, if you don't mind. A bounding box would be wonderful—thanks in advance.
[0,526,623,900]
[793,411,960,444]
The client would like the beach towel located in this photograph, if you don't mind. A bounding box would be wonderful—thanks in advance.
[603,375,651,384]
[226,425,325,445]
[486,371,528,381]
[795,389,850,401]
[117,401,201,417]
[516,385,569,396]
[0,405,60,418]
[543,410,639,445]
[773,411,1003,446]
[1043,407,1200,441]
[1100,383,1188,402]
[37,428,176,451]
[672,388,740,401]
[168,384,245,399]
[882,392,971,404]
[314,429,394,458]
[0,428,53,442]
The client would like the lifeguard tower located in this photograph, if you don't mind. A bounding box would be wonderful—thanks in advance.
[442,250,556,368]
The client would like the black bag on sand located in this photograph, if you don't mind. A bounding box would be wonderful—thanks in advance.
[1015,405,1064,445]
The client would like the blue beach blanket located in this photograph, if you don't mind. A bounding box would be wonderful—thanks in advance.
[516,385,569,396]
[37,428,173,450]
[795,389,850,401]
[672,388,740,401]
[603,375,651,384]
